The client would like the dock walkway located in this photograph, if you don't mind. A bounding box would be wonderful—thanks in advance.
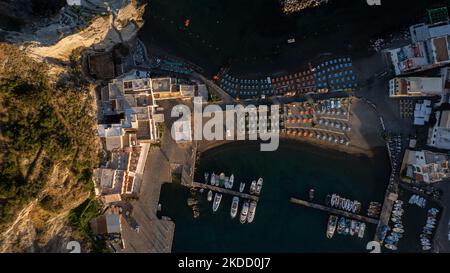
[290,197,379,224]
[192,182,259,201]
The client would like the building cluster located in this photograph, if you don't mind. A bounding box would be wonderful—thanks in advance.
[387,20,450,75]
[387,13,450,185]
[402,149,450,184]
[90,69,197,246]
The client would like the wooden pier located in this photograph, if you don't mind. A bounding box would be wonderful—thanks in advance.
[290,197,379,224]
[192,182,259,201]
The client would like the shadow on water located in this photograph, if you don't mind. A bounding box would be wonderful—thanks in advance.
[159,140,391,252]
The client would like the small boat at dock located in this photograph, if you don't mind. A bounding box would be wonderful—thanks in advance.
[385,244,398,251]
[219,173,225,187]
[326,215,338,239]
[239,182,245,193]
[350,220,356,236]
[204,172,209,183]
[358,223,366,238]
[229,174,234,189]
[240,201,249,224]
[212,193,222,212]
[247,201,257,223]
[207,190,213,202]
[337,217,346,234]
[210,173,216,186]
[249,181,257,194]
[230,196,239,219]
[255,178,263,195]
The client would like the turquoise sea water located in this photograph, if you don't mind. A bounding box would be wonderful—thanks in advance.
[159,140,391,252]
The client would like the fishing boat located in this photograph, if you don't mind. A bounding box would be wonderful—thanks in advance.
[229,174,234,189]
[230,196,239,218]
[255,178,263,195]
[326,215,338,239]
[204,172,209,183]
[249,181,257,194]
[240,201,249,224]
[247,201,257,223]
[348,220,354,236]
[358,223,366,238]
[337,217,346,234]
[239,182,245,193]
[212,193,222,212]
[210,173,216,186]
[207,190,213,202]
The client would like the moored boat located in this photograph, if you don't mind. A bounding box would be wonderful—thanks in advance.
[204,172,209,183]
[255,178,263,195]
[210,173,216,186]
[326,215,338,239]
[207,190,213,202]
[337,217,346,234]
[229,174,234,189]
[212,193,222,212]
[385,244,398,251]
[240,201,249,224]
[358,223,366,238]
[344,219,350,235]
[239,182,245,193]
[219,172,225,187]
[230,196,239,218]
[249,181,257,194]
[247,201,257,223]
[393,227,404,233]
[350,220,356,236]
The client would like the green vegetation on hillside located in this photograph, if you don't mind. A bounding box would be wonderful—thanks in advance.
[0,44,100,238]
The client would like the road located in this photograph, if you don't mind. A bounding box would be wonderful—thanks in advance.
[120,100,195,253]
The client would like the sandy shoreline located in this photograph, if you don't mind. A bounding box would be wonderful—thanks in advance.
[197,97,386,158]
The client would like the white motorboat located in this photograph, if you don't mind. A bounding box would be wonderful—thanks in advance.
[239,182,245,193]
[224,177,230,188]
[229,174,234,189]
[326,215,338,239]
[210,173,216,186]
[240,201,249,224]
[247,201,257,223]
[249,181,257,194]
[207,190,213,202]
[255,177,263,195]
[212,193,222,212]
[204,172,209,183]
[358,223,366,238]
[230,196,239,218]
[385,244,398,251]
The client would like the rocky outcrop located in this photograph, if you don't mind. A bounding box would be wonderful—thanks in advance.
[3,0,146,61]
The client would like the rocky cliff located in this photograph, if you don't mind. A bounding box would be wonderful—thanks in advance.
[0,0,147,252]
